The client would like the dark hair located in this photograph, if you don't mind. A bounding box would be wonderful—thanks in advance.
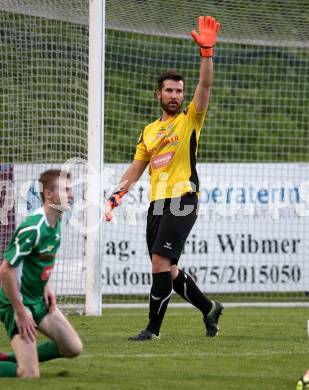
[39,169,71,203]
[157,70,185,91]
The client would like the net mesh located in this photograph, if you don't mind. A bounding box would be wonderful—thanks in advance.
[0,1,308,308]
[106,0,309,48]
[0,2,88,311]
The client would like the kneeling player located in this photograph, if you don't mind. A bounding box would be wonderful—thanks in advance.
[0,169,83,378]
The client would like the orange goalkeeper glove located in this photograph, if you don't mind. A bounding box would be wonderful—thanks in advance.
[191,16,221,58]
[104,190,126,221]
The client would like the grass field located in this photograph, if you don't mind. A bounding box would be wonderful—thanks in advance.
[1,307,309,389]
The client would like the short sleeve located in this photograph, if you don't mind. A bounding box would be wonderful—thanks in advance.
[186,100,208,132]
[134,131,150,162]
[3,225,37,267]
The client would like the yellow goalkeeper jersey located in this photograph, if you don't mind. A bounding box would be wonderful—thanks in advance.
[134,100,207,201]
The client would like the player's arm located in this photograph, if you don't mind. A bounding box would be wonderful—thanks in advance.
[104,159,149,221]
[118,159,149,194]
[191,16,221,113]
[0,260,37,341]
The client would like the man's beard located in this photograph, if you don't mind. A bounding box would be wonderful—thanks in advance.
[160,98,183,115]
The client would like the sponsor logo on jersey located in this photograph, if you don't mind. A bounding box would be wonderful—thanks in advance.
[148,135,179,156]
[41,265,54,281]
[151,152,175,170]
[157,130,166,138]
[38,253,56,261]
[157,123,174,138]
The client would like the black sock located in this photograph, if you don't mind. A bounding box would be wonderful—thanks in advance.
[173,269,212,317]
[147,271,172,335]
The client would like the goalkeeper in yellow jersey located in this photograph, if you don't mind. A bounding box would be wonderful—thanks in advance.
[105,16,223,340]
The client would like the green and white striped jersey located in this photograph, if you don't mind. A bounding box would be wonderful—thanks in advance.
[0,207,61,305]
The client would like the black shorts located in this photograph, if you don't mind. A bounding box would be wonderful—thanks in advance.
[146,193,198,265]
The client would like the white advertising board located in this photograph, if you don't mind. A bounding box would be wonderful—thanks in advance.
[102,163,309,294]
[3,162,309,294]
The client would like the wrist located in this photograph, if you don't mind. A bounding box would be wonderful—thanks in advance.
[200,47,213,58]
[108,190,126,209]
[14,304,27,315]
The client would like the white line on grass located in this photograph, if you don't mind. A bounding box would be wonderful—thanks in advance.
[79,350,307,359]
[103,302,309,310]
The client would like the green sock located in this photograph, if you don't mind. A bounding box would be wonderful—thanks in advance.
[7,341,63,363]
[0,361,17,377]
[6,352,15,362]
[36,341,63,362]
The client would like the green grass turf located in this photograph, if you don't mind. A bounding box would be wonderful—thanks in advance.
[1,307,309,389]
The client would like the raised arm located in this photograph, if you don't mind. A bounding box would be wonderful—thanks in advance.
[191,16,221,113]
[104,159,149,221]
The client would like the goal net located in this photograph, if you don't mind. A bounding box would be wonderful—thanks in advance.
[0,1,308,311]
[0,1,89,312]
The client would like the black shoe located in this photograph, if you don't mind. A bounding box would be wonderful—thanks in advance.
[128,329,160,341]
[203,301,223,337]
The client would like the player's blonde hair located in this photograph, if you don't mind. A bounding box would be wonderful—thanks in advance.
[39,169,71,203]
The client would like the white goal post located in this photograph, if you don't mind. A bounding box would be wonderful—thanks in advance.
[85,0,105,315]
